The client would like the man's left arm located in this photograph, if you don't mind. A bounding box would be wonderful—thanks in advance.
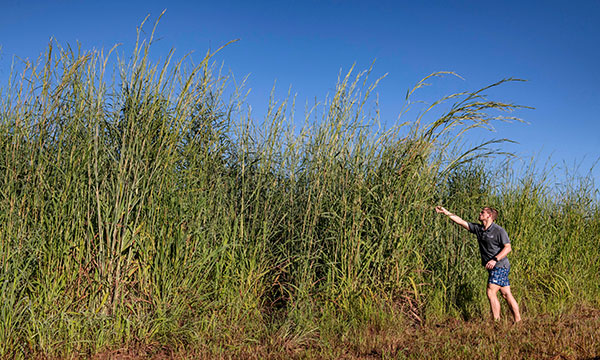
[485,244,512,269]
[484,228,512,270]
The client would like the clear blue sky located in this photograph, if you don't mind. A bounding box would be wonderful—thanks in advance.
[1,0,599,189]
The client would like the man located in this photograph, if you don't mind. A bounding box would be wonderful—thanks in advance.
[435,206,521,322]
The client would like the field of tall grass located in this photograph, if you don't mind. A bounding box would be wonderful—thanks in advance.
[1,21,598,358]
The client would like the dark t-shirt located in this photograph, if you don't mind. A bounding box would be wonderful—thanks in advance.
[467,222,511,268]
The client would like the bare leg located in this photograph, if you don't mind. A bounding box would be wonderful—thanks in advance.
[486,284,501,320]
[500,286,521,322]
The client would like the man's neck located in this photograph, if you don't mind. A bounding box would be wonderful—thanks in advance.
[483,220,494,230]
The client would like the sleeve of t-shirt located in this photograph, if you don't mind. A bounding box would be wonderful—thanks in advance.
[499,227,510,244]
[468,222,477,234]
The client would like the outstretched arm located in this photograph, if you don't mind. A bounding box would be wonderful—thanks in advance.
[435,206,470,230]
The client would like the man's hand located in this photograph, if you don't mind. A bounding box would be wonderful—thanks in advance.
[485,259,497,270]
[436,206,469,230]
[435,206,449,215]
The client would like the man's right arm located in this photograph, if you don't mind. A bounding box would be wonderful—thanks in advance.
[435,206,470,230]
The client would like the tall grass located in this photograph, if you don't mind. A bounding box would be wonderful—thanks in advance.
[0,21,598,357]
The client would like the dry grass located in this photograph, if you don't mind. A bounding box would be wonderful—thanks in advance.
[35,304,594,359]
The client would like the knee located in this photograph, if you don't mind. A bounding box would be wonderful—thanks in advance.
[500,289,512,300]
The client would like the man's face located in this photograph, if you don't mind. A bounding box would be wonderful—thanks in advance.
[479,209,491,222]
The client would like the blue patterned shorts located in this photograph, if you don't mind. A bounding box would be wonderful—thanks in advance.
[488,267,510,287]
